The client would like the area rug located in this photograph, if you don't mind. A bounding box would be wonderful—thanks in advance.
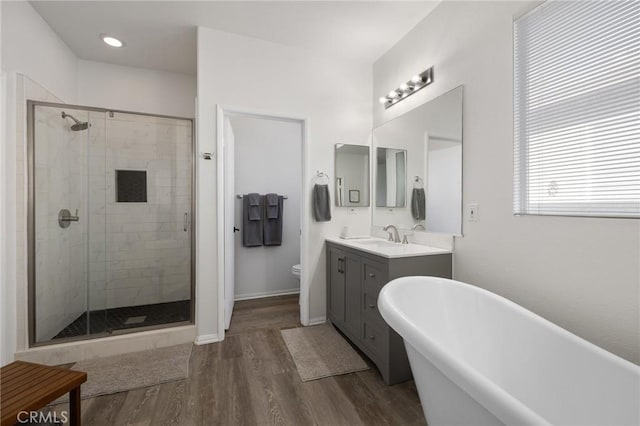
[53,343,192,403]
[281,324,369,382]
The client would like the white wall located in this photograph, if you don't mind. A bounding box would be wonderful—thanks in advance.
[197,27,372,338]
[1,1,78,103]
[77,60,196,118]
[230,115,302,299]
[1,0,79,365]
[374,1,640,364]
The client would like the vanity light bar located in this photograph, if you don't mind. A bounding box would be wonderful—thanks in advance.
[379,67,434,109]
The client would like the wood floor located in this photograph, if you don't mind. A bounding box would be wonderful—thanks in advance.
[47,294,426,425]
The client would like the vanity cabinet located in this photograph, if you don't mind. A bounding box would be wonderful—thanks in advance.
[326,241,452,385]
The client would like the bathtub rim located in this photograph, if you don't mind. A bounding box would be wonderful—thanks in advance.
[378,276,640,425]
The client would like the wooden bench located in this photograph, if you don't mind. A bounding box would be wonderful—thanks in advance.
[1,361,87,426]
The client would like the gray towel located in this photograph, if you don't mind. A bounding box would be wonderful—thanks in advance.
[243,194,263,247]
[411,188,426,220]
[265,193,279,219]
[247,193,261,221]
[263,195,284,246]
[313,184,331,222]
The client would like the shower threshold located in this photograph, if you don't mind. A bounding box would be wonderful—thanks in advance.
[53,300,191,340]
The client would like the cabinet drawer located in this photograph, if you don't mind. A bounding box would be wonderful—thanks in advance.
[363,291,385,326]
[363,262,384,295]
[362,320,387,359]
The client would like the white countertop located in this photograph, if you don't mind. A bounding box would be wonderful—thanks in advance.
[325,236,452,259]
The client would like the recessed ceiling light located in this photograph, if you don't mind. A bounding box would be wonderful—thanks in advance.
[101,35,124,48]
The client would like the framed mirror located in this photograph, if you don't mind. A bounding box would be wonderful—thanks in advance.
[372,86,463,234]
[335,144,370,207]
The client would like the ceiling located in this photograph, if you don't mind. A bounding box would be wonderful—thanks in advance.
[30,1,440,75]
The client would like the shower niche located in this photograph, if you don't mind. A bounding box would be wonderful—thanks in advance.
[28,101,194,345]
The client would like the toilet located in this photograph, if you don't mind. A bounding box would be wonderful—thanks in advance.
[292,264,301,280]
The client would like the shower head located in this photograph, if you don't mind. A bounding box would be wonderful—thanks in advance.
[61,112,89,131]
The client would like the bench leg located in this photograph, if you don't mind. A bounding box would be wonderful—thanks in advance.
[69,387,81,426]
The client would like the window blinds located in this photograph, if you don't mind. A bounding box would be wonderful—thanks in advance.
[514,1,640,217]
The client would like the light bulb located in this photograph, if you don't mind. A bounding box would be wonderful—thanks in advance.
[411,74,423,84]
[388,90,398,99]
[399,83,409,92]
[379,97,388,104]
[102,35,124,48]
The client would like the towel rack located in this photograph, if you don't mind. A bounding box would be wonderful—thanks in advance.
[413,176,424,188]
[236,194,288,199]
[315,170,330,184]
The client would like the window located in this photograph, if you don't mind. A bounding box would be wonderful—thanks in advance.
[514,1,639,218]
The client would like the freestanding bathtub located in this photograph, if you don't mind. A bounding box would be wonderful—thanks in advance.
[378,276,640,426]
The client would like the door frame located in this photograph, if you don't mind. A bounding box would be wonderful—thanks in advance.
[216,105,310,341]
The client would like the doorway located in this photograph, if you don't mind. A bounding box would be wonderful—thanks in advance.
[217,106,309,338]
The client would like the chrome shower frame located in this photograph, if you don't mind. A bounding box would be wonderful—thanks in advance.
[26,100,196,347]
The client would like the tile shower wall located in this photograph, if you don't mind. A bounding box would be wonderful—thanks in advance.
[100,112,192,309]
[34,106,90,341]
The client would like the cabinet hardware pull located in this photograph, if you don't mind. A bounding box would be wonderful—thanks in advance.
[368,304,375,309]
[369,272,376,278]
[369,335,375,340]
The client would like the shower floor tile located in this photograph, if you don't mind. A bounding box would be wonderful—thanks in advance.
[53,300,191,340]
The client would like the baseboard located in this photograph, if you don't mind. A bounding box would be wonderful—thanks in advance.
[234,288,300,301]
[308,316,326,326]
[194,333,220,345]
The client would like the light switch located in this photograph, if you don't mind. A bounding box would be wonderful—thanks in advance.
[468,203,479,222]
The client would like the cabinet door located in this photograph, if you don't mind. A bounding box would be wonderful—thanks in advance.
[328,248,346,323]
[344,255,362,336]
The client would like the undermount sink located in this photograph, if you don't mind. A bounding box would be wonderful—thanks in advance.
[325,236,452,258]
[356,239,398,247]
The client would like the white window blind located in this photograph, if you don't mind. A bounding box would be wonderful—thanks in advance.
[514,1,640,218]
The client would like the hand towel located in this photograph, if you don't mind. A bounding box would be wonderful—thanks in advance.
[265,193,279,219]
[243,194,263,247]
[263,195,284,246]
[411,188,426,220]
[314,184,332,222]
[247,193,261,221]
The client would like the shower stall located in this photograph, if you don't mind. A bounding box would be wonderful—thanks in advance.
[27,101,194,345]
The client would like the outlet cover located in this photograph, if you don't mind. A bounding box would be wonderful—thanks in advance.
[468,203,479,222]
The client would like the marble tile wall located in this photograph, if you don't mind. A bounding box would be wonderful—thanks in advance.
[34,105,89,341]
[101,112,192,309]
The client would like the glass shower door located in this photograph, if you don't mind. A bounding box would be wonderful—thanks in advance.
[32,104,106,342]
[103,112,192,333]
[30,103,193,345]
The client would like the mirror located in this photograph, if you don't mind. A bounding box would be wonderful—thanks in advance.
[376,148,407,207]
[372,86,463,234]
[335,144,370,207]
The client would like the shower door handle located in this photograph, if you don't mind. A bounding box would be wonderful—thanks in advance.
[183,212,189,232]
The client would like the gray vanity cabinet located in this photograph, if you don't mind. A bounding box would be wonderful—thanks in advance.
[326,241,452,385]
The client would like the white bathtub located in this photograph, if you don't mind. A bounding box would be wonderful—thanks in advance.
[378,276,640,426]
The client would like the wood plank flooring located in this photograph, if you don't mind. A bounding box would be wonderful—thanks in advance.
[46,294,426,425]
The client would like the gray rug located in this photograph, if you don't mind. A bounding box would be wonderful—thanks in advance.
[53,343,192,403]
[281,324,369,382]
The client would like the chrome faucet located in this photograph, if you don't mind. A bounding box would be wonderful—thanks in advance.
[383,225,401,243]
[411,223,425,231]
